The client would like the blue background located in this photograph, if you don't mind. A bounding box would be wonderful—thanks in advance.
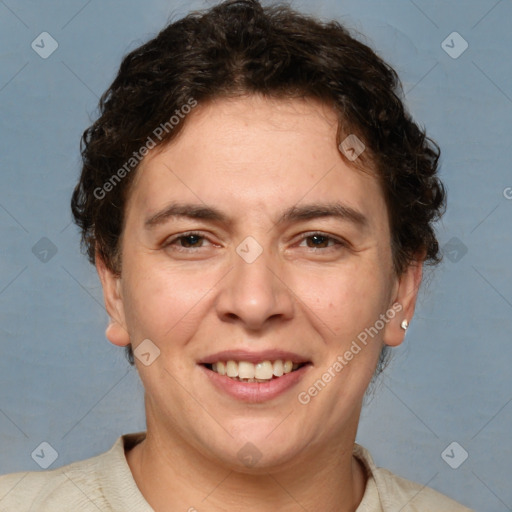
[1,1,511,510]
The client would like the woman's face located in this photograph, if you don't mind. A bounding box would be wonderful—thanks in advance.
[99,95,419,470]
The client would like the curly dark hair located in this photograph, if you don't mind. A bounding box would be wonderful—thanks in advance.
[71,0,445,368]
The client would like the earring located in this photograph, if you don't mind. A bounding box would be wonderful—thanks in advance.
[401,319,409,330]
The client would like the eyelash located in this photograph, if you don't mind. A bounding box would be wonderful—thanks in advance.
[163,231,347,252]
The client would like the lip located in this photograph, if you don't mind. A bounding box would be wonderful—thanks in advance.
[199,361,312,403]
[199,349,310,365]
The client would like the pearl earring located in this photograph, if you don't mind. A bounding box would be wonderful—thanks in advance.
[401,319,409,330]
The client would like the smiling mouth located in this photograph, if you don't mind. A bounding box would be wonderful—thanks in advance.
[203,360,309,383]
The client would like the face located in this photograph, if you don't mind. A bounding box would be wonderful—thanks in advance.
[98,95,421,471]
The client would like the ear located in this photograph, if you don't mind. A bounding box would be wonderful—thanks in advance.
[383,258,424,348]
[95,251,130,347]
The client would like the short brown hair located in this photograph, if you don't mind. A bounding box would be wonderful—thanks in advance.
[71,0,445,368]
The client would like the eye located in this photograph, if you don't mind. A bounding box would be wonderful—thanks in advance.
[297,232,347,250]
[164,231,212,251]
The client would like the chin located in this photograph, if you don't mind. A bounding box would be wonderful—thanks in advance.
[203,420,310,473]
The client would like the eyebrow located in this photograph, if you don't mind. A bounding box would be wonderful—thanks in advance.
[144,202,368,230]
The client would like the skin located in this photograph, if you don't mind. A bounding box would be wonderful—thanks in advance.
[97,94,423,512]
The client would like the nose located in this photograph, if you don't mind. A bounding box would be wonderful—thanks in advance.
[215,244,295,331]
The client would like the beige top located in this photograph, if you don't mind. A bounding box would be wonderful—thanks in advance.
[0,433,473,511]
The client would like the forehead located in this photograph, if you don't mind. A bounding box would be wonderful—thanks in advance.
[127,95,386,230]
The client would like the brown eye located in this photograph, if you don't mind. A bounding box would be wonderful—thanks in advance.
[164,231,212,251]
[306,234,330,248]
[177,234,204,248]
[298,232,345,250]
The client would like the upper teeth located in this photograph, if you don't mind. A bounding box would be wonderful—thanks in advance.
[211,360,299,381]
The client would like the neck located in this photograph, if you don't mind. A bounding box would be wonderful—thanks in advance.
[126,408,366,511]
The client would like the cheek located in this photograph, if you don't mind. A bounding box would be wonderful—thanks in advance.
[294,261,391,338]
[121,258,215,345]
[295,265,388,318]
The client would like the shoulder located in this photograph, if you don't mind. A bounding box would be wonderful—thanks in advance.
[372,466,474,511]
[0,433,148,512]
[0,454,104,511]
[354,444,475,512]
